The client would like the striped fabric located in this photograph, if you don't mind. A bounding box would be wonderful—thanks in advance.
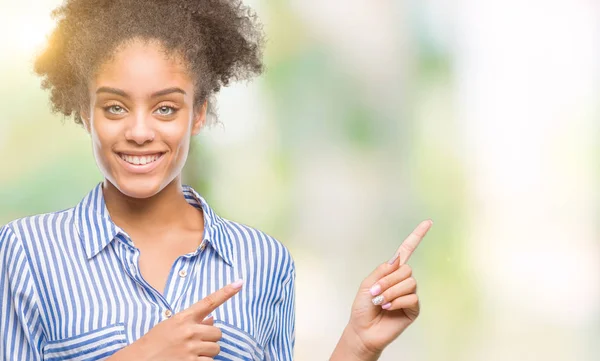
[0,183,295,361]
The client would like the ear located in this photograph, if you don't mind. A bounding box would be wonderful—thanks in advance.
[191,100,208,136]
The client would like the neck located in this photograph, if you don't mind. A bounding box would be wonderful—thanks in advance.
[102,178,193,233]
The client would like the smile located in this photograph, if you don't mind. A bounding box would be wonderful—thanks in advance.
[118,153,163,165]
[116,152,166,174]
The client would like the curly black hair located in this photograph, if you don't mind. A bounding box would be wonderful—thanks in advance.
[34,0,265,125]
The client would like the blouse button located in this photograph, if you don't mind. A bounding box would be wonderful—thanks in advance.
[178,269,188,278]
[200,242,207,251]
[163,309,173,319]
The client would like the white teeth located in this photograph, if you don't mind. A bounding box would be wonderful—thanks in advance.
[120,154,161,166]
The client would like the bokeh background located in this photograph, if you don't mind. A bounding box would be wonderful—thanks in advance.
[1,0,599,360]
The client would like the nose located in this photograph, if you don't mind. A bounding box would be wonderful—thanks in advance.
[124,112,155,145]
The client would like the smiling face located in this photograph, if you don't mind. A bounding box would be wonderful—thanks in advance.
[83,39,206,199]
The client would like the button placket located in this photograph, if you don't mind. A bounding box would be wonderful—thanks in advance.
[171,245,206,311]
[118,240,174,319]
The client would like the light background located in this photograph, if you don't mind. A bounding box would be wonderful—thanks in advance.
[0,0,599,360]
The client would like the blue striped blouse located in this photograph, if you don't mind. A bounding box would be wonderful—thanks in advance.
[0,183,295,361]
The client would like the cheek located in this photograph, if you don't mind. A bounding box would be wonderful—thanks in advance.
[91,120,119,152]
[89,120,124,176]
[163,121,192,155]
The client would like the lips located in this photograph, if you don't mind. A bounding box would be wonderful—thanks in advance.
[116,152,166,174]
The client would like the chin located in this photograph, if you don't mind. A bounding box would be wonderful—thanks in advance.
[110,176,166,199]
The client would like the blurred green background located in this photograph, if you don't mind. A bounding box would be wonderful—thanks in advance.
[1,0,599,360]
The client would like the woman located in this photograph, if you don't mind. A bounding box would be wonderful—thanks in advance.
[0,0,432,360]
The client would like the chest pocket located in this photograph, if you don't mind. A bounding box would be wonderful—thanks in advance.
[215,321,265,361]
[43,323,128,361]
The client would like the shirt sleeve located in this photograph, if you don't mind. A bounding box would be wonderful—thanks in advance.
[0,224,45,360]
[264,262,296,361]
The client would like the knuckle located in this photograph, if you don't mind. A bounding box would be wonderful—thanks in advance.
[178,312,194,327]
[171,312,185,323]
[181,324,195,339]
[203,294,217,308]
[401,240,415,253]
[401,264,412,275]
[172,314,189,328]
[184,341,196,354]
[376,277,388,289]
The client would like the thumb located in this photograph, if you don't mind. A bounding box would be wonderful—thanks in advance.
[360,257,400,293]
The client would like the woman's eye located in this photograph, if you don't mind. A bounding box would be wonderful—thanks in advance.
[156,106,176,116]
[106,105,126,115]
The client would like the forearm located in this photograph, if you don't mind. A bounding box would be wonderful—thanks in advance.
[106,341,145,361]
[330,325,381,361]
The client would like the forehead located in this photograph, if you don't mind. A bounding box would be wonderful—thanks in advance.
[93,40,193,94]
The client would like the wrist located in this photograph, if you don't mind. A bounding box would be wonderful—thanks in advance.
[107,338,148,361]
[331,325,381,361]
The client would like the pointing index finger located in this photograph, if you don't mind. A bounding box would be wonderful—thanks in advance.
[182,279,244,320]
[393,220,433,265]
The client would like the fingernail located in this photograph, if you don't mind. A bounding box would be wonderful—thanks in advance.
[382,302,392,310]
[387,253,399,265]
[370,284,382,296]
[372,295,385,306]
[231,279,244,289]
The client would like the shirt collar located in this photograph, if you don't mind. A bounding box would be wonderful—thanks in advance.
[75,182,233,265]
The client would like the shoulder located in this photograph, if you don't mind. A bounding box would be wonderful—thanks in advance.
[219,218,295,280]
[0,220,29,268]
[1,208,76,249]
[0,223,18,249]
[221,218,294,266]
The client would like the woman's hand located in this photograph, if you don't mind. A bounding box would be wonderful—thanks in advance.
[331,220,433,361]
[108,280,243,361]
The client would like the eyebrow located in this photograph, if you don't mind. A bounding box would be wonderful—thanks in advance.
[95,87,187,98]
